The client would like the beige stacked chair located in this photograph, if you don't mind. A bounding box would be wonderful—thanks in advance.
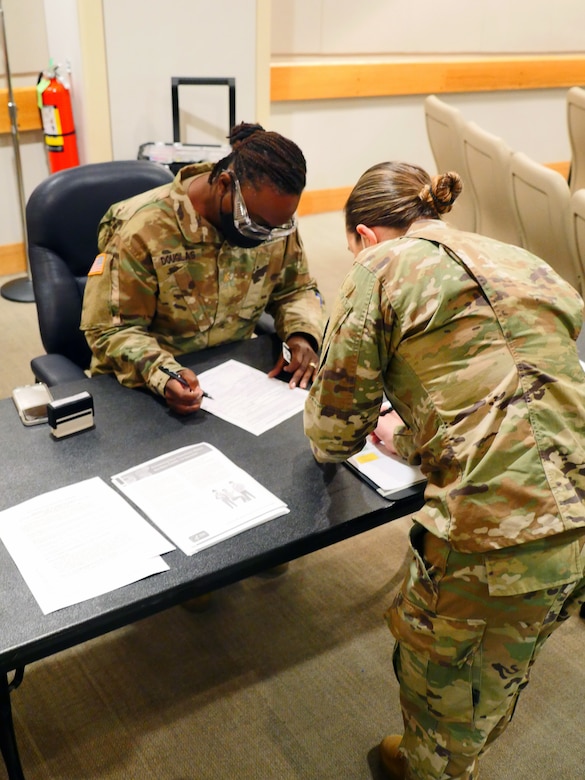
[461,120,523,247]
[569,189,585,296]
[424,94,477,232]
[509,151,581,293]
[567,86,585,193]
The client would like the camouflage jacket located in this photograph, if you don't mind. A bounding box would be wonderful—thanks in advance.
[81,163,325,395]
[304,219,585,553]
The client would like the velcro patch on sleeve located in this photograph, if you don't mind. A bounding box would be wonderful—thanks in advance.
[88,253,107,276]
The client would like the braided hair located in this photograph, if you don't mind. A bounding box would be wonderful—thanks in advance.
[209,122,306,194]
[345,161,462,235]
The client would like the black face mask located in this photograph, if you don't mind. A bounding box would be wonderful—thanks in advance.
[218,198,265,249]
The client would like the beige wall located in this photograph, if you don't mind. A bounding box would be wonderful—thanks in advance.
[0,0,49,257]
[271,0,584,57]
[101,0,260,161]
[0,0,47,76]
[269,0,584,193]
[270,89,572,194]
[42,0,105,166]
[1,0,584,263]
[0,0,263,259]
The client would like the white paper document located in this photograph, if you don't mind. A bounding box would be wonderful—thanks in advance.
[0,477,174,614]
[346,438,426,499]
[198,359,308,435]
[111,443,289,555]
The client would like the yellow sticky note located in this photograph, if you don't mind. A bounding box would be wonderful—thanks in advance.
[355,452,378,464]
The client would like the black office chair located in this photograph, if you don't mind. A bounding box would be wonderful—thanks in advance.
[27,160,174,386]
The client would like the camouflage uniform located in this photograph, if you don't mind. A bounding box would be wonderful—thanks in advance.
[304,219,585,779]
[81,163,324,396]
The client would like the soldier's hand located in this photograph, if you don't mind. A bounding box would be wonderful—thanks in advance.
[267,334,319,389]
[370,409,402,457]
[163,368,203,415]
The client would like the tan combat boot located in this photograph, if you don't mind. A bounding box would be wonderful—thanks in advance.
[379,735,407,779]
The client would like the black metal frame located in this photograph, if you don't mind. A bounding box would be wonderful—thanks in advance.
[171,76,236,143]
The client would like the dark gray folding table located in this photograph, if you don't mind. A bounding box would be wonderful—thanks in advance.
[0,335,424,779]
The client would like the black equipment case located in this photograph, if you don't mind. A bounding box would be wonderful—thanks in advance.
[138,77,236,175]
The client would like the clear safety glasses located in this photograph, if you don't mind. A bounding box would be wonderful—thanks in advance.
[229,171,297,242]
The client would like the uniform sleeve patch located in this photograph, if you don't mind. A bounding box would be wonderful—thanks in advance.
[88,253,107,276]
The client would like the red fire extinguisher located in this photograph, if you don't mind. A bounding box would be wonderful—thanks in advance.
[37,62,80,173]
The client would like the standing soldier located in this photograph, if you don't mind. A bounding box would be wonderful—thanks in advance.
[305,161,585,780]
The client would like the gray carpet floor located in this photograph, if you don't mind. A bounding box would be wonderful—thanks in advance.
[1,213,584,778]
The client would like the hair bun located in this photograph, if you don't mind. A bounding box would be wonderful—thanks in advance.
[422,171,462,215]
[229,122,265,148]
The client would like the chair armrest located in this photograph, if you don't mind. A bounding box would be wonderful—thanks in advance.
[30,355,88,387]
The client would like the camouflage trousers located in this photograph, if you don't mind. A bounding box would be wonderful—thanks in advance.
[386,523,585,780]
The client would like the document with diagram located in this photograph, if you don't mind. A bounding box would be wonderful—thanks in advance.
[112,443,289,555]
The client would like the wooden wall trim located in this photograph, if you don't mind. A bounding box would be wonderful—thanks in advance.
[0,156,571,273]
[271,57,585,102]
[546,161,571,178]
[298,187,351,216]
[0,243,27,276]
[296,160,570,216]
[0,86,42,134]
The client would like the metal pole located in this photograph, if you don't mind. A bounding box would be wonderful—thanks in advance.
[0,0,34,303]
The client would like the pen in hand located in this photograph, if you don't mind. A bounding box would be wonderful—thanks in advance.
[159,366,213,399]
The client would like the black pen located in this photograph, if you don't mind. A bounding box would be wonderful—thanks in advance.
[159,366,213,399]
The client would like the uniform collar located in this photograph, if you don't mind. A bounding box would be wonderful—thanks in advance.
[171,162,220,244]
[404,218,448,238]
